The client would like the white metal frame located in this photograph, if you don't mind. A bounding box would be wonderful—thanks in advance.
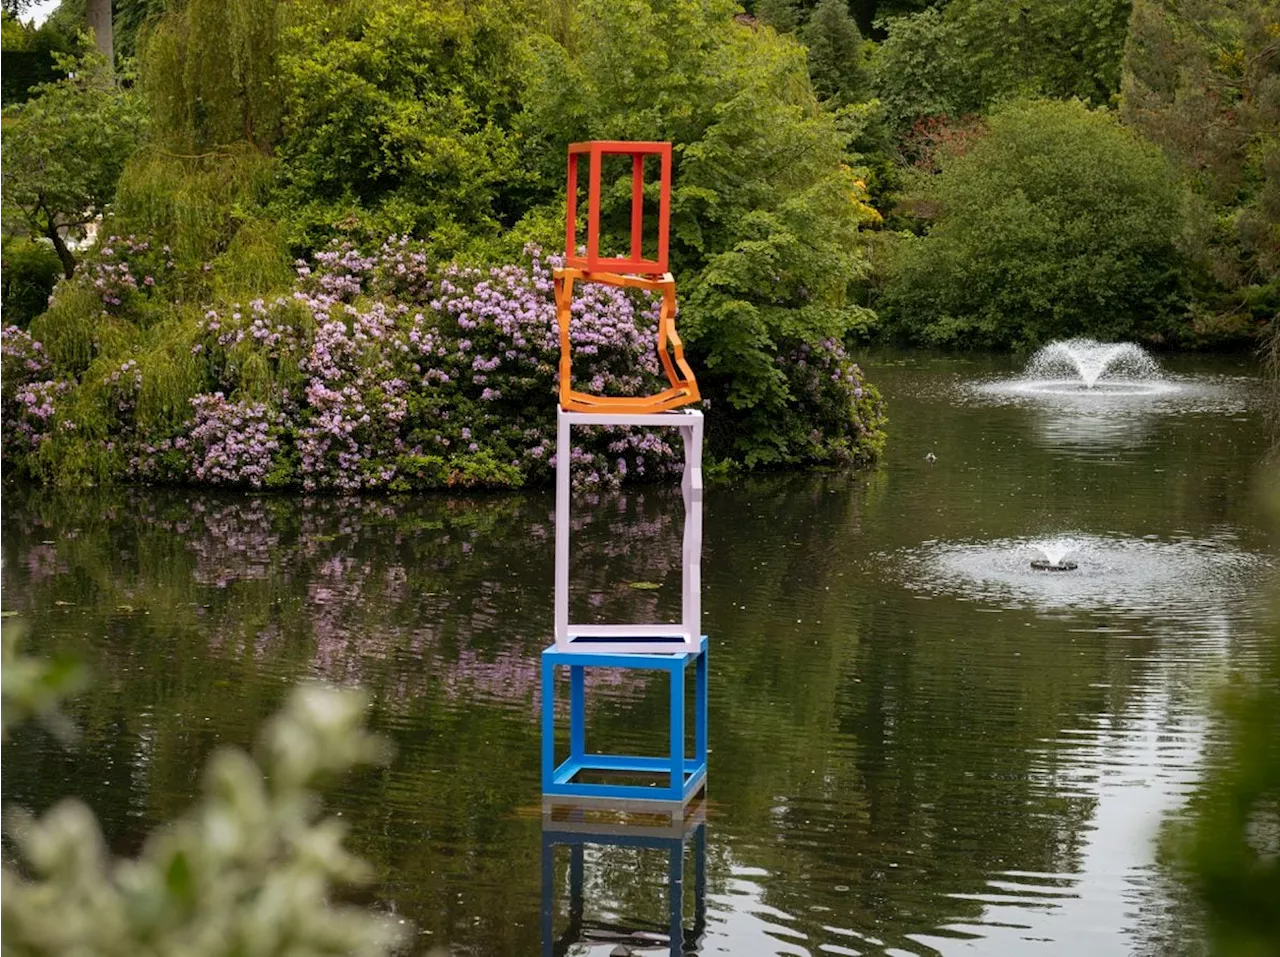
[554,407,703,654]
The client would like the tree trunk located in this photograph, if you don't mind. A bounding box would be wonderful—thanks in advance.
[87,0,113,70]
[44,220,77,280]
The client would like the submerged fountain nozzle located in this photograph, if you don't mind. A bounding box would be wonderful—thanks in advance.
[1030,559,1078,572]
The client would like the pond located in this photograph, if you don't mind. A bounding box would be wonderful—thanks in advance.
[3,351,1274,956]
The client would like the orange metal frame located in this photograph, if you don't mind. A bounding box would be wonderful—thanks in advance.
[565,141,672,276]
[557,140,698,414]
[555,269,699,414]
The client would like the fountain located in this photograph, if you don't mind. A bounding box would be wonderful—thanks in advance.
[1030,538,1078,571]
[970,337,1186,405]
[1022,339,1163,393]
[880,532,1270,623]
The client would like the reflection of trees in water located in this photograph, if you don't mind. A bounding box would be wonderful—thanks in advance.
[0,488,692,712]
[0,477,1196,955]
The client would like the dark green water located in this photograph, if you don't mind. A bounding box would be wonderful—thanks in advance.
[3,353,1275,956]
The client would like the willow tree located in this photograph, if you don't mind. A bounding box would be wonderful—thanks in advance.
[139,0,282,151]
[113,0,290,276]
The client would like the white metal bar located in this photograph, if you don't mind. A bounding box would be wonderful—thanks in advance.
[682,417,703,642]
[555,408,572,644]
[567,624,690,637]
[560,410,703,428]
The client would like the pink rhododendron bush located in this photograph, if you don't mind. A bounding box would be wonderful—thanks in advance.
[3,238,884,491]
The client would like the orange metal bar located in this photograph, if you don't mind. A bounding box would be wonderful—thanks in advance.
[566,152,578,260]
[657,144,671,273]
[586,146,602,271]
[631,154,644,261]
[563,141,672,277]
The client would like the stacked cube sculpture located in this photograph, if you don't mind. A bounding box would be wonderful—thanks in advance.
[543,140,708,806]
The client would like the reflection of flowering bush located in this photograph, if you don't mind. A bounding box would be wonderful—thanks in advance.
[2,488,697,713]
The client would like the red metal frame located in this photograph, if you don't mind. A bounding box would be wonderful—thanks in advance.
[565,141,672,276]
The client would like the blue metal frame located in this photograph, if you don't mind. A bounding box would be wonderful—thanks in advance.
[541,637,708,803]
[540,813,707,957]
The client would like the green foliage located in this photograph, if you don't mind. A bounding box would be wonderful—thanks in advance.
[139,0,282,151]
[1,626,85,743]
[28,0,172,64]
[6,0,887,479]
[1162,480,1280,957]
[878,98,1185,349]
[1167,666,1280,956]
[112,146,284,287]
[1121,0,1280,342]
[521,0,881,466]
[1,11,70,105]
[275,0,529,255]
[1,46,146,277]
[873,0,1131,128]
[800,0,869,105]
[756,0,801,33]
[1,664,408,957]
[1,236,61,326]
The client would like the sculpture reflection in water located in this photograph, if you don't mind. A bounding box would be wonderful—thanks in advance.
[541,801,707,956]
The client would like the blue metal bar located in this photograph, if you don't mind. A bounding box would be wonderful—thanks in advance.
[542,647,694,671]
[683,767,707,801]
[553,757,585,785]
[541,655,557,793]
[696,638,708,765]
[570,665,585,759]
[669,663,685,801]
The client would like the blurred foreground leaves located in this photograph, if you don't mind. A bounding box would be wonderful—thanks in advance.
[1,626,85,745]
[1,632,407,957]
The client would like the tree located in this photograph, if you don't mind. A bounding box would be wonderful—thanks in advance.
[800,0,868,105]
[878,98,1186,349]
[1,47,145,277]
[140,0,282,151]
[275,0,528,251]
[873,0,1131,129]
[86,0,111,65]
[756,0,801,32]
[1121,0,1280,339]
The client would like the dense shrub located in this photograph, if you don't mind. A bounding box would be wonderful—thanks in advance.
[275,0,528,255]
[3,237,885,489]
[1,237,62,327]
[877,99,1186,350]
